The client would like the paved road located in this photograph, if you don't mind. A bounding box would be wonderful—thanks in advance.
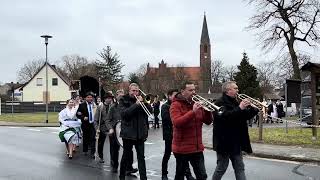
[0,126,319,180]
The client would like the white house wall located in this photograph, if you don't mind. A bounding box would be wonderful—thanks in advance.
[22,65,70,102]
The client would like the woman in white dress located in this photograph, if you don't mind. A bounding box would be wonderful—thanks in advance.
[58,99,82,159]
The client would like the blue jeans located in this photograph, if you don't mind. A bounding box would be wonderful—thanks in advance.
[212,153,246,180]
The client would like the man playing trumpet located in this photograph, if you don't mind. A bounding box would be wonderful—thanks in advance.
[170,81,213,180]
[212,81,259,180]
[118,83,152,180]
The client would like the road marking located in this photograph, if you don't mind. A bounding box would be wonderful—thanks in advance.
[43,127,60,130]
[51,132,59,134]
[247,156,304,165]
[27,128,41,132]
[8,127,21,129]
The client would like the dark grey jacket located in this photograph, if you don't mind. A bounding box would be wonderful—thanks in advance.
[94,103,112,135]
[106,102,122,130]
[161,100,173,141]
[118,94,152,141]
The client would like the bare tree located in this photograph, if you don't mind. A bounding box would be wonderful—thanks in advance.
[256,61,277,94]
[211,59,224,83]
[175,63,188,88]
[17,59,45,83]
[247,0,320,80]
[58,54,96,81]
[223,65,237,81]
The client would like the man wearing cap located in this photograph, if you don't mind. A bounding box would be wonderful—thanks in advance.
[76,92,97,157]
[94,92,114,163]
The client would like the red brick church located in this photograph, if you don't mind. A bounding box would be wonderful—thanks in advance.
[143,15,212,94]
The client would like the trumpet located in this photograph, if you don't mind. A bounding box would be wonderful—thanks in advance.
[192,94,223,114]
[237,94,268,111]
[135,89,154,119]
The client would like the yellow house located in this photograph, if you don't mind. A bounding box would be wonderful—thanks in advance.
[21,62,71,102]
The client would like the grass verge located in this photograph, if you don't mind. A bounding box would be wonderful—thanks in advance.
[249,127,320,149]
[0,112,59,123]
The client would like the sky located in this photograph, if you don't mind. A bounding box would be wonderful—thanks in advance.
[1,0,319,83]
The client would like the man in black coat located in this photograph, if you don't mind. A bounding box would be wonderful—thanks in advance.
[152,95,160,128]
[76,92,97,157]
[161,89,195,180]
[212,81,259,180]
[118,83,152,180]
[106,89,137,174]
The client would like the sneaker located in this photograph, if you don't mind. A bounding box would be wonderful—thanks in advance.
[185,175,196,180]
[126,168,138,175]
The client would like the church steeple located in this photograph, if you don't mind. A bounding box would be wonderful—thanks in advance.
[200,13,210,44]
[199,13,212,93]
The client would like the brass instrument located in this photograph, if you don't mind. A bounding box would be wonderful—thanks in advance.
[135,89,154,119]
[192,94,223,114]
[237,94,268,111]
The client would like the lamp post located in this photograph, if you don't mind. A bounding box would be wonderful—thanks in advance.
[40,35,52,123]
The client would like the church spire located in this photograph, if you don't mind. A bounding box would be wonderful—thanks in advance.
[200,13,210,44]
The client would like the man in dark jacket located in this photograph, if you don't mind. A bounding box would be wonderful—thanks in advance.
[76,92,96,157]
[153,95,160,128]
[276,100,284,122]
[106,89,137,174]
[118,83,152,180]
[170,82,213,180]
[212,81,259,180]
[94,92,114,163]
[161,89,195,180]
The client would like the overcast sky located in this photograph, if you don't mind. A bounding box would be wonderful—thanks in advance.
[1,0,319,83]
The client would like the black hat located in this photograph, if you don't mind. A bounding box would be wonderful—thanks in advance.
[104,92,114,99]
[85,91,95,97]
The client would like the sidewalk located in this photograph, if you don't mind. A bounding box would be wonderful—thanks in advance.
[202,125,320,164]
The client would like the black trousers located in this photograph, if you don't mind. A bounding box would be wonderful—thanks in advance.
[109,134,120,168]
[174,152,207,180]
[98,132,107,159]
[81,123,96,154]
[154,114,160,127]
[162,139,193,177]
[120,139,147,180]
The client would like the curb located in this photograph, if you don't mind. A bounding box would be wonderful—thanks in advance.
[251,152,320,164]
[0,123,59,127]
[204,146,320,164]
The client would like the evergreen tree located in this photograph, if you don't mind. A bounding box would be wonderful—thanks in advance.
[95,46,124,90]
[234,52,261,98]
[128,73,140,85]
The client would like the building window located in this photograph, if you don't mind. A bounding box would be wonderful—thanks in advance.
[36,78,43,86]
[52,78,58,86]
[204,45,208,53]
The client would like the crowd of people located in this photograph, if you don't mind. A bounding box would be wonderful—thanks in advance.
[58,81,262,180]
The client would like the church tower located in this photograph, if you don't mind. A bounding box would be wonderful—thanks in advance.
[199,14,212,93]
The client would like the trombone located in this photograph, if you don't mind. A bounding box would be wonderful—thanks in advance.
[135,89,154,119]
[192,94,223,115]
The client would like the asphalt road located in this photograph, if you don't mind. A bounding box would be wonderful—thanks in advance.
[0,126,319,180]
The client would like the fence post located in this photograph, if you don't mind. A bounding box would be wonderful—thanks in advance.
[258,111,263,141]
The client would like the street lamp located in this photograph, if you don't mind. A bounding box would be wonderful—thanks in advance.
[40,35,52,123]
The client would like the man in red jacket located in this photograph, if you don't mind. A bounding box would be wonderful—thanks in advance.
[170,81,213,180]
